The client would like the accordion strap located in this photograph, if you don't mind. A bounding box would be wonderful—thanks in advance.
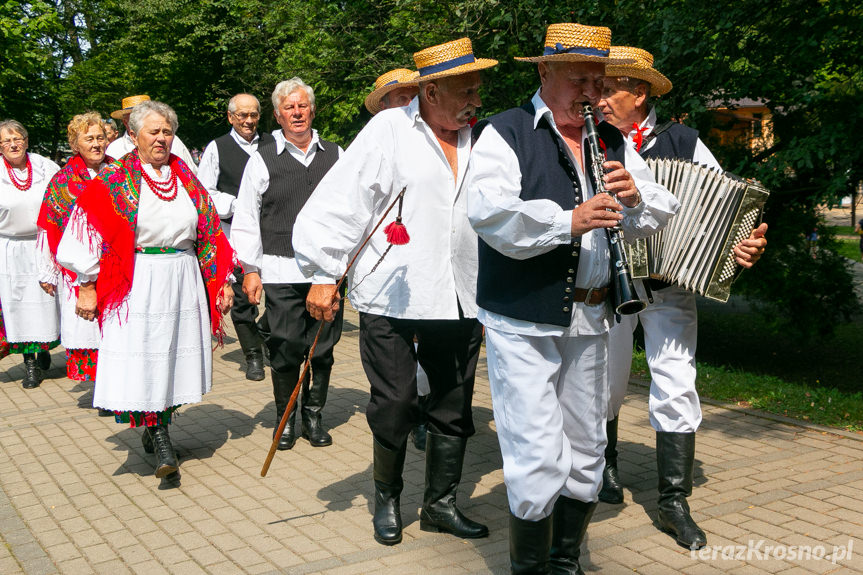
[645,120,675,143]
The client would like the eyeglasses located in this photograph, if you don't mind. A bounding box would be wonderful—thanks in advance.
[230,112,261,121]
[0,137,25,147]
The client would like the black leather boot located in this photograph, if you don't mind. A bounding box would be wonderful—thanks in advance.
[656,431,707,550]
[549,496,597,575]
[599,416,624,504]
[410,394,429,452]
[150,425,178,478]
[21,353,42,389]
[510,513,552,574]
[272,370,298,450]
[372,438,407,545]
[301,369,332,447]
[419,430,488,538]
[37,350,51,370]
[142,426,154,454]
[235,323,265,381]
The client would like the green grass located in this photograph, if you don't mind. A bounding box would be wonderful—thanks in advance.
[629,299,863,433]
[836,237,862,262]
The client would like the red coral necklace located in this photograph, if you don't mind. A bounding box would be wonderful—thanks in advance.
[140,165,178,201]
[3,156,32,191]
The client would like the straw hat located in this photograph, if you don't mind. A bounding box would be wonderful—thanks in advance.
[604,46,672,96]
[514,23,634,64]
[413,38,497,82]
[111,95,151,119]
[364,68,420,115]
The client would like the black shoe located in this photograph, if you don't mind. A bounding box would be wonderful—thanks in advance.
[21,354,42,389]
[245,353,266,381]
[158,469,181,489]
[550,496,596,575]
[272,370,299,450]
[37,350,51,370]
[372,438,406,545]
[656,431,707,550]
[301,409,332,447]
[510,513,552,574]
[150,425,178,478]
[599,417,624,504]
[419,431,488,539]
[98,408,114,417]
[142,427,155,454]
[411,422,428,452]
[276,409,297,451]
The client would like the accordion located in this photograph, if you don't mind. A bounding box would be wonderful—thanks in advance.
[627,158,769,302]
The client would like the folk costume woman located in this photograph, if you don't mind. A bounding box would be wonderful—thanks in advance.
[57,101,235,480]
[0,120,61,389]
[37,113,112,386]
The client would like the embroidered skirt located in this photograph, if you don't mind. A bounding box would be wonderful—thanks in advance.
[92,250,212,413]
[0,235,61,344]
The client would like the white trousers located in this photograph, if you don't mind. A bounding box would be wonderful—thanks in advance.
[608,284,701,433]
[485,326,607,521]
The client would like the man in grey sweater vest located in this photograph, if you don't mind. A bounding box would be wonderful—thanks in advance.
[231,78,344,450]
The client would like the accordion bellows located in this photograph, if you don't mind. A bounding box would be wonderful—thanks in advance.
[628,158,769,302]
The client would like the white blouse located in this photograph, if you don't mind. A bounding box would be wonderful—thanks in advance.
[0,153,60,237]
[57,163,198,282]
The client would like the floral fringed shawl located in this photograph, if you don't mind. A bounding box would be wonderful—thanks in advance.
[73,150,236,343]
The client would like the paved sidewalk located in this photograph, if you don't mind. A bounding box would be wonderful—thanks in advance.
[1,306,861,574]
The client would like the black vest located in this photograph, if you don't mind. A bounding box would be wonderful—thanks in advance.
[641,122,698,161]
[215,131,274,223]
[474,103,626,326]
[258,138,339,258]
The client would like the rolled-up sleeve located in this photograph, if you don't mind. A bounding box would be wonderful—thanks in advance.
[466,125,573,260]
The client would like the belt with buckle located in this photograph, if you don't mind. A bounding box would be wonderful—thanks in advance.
[573,287,609,306]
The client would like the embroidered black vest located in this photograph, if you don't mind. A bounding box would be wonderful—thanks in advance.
[641,122,698,161]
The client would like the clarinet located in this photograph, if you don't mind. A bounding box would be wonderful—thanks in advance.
[581,102,647,316]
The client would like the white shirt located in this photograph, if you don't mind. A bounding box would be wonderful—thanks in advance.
[57,163,199,282]
[106,132,199,174]
[629,107,722,170]
[466,90,680,337]
[197,128,263,224]
[231,129,343,284]
[292,97,479,320]
[0,153,60,237]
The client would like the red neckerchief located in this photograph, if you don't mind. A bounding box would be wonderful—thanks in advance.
[632,122,649,152]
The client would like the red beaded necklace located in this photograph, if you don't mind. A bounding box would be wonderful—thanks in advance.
[140,164,178,201]
[3,155,32,191]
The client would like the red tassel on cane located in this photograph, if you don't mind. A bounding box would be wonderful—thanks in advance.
[384,192,410,245]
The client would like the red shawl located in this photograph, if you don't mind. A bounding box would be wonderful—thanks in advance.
[72,150,236,342]
[37,154,114,283]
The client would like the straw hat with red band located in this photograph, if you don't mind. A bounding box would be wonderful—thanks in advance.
[413,38,498,82]
[514,23,635,65]
[111,95,151,119]
[604,46,673,96]
[364,68,420,115]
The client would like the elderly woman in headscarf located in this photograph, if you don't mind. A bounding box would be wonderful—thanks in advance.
[0,119,61,388]
[57,101,235,481]
[37,112,113,393]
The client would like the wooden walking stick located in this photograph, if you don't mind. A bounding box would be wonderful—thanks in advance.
[261,187,408,477]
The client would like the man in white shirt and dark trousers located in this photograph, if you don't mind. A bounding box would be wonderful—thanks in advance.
[232,78,343,450]
[467,25,680,573]
[198,93,273,381]
[295,39,497,546]
[598,46,767,551]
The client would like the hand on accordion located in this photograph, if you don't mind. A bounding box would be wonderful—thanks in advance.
[570,193,624,237]
[602,160,641,208]
[733,222,768,269]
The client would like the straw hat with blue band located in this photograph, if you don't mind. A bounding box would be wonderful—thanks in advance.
[413,38,498,82]
[605,46,673,96]
[365,68,420,115]
[111,94,151,119]
[514,23,635,64]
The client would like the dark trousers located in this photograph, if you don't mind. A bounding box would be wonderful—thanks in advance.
[262,282,343,380]
[231,266,259,328]
[359,311,483,450]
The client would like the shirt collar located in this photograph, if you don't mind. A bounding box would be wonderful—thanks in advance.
[531,89,555,130]
[230,127,260,147]
[274,128,322,155]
